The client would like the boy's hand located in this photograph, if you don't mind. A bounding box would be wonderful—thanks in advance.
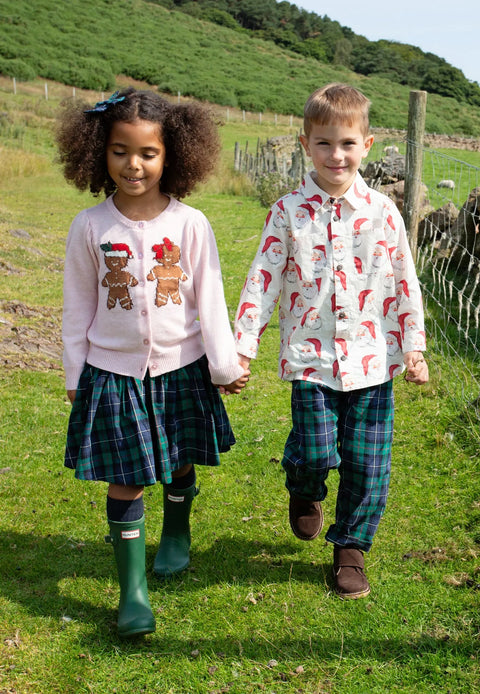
[215,356,251,395]
[238,354,251,372]
[404,351,429,385]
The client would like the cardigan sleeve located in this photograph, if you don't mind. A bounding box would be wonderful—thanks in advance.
[188,213,244,385]
[62,210,100,390]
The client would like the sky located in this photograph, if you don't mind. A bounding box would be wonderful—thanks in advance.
[293,0,480,85]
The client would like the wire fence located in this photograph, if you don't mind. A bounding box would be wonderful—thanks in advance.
[413,148,480,419]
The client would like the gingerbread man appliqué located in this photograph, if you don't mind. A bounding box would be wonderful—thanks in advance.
[100,242,138,310]
[147,238,187,307]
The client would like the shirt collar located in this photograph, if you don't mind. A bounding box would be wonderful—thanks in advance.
[300,171,372,211]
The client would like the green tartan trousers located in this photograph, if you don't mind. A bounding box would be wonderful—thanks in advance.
[282,379,394,551]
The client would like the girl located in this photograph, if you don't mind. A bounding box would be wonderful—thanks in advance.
[57,88,249,638]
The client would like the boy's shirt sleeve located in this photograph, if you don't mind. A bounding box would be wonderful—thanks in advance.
[234,203,288,358]
[386,201,427,353]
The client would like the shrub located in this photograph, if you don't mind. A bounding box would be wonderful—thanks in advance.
[0,57,36,82]
[256,172,295,207]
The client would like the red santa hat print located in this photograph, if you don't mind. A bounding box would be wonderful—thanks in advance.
[261,235,282,253]
[260,269,272,292]
[383,296,396,318]
[305,338,322,357]
[237,302,257,321]
[101,242,133,258]
[361,321,376,339]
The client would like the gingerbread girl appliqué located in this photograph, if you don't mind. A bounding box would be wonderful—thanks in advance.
[147,238,187,307]
[100,242,138,310]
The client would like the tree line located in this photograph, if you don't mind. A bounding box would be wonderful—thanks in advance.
[151,0,480,107]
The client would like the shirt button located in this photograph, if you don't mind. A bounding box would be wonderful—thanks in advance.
[340,355,347,361]
[141,310,147,316]
[333,215,340,222]
[338,311,346,319]
[138,221,144,229]
[138,253,143,259]
[337,264,343,271]
[143,338,149,345]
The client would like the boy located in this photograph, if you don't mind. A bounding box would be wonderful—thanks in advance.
[234,83,428,599]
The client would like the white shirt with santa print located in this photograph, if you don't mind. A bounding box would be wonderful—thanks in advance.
[234,171,426,392]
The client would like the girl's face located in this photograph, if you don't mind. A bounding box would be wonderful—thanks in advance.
[106,119,166,206]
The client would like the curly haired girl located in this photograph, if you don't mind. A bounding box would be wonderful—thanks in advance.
[57,88,249,638]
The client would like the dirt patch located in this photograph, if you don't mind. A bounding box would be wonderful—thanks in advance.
[0,301,63,372]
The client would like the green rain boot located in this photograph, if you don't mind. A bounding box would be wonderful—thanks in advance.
[153,483,199,578]
[106,516,156,637]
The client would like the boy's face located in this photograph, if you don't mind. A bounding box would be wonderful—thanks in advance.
[300,120,373,198]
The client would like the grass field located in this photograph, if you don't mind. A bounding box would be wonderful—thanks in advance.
[0,83,479,694]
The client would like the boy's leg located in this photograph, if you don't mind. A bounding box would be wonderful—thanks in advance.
[326,381,394,599]
[325,381,394,551]
[282,381,341,540]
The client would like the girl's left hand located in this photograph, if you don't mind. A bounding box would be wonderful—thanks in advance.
[404,351,429,385]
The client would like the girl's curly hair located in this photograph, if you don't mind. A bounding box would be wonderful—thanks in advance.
[56,87,221,199]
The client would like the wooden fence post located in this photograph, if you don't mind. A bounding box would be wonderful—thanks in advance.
[403,90,427,262]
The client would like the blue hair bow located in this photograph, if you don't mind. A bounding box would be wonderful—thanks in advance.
[84,91,125,113]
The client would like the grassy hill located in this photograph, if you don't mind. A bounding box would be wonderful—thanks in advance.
[1,0,480,135]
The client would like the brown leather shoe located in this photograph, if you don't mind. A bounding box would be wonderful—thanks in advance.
[333,546,370,599]
[289,494,323,540]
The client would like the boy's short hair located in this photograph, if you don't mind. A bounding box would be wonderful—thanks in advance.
[304,83,371,137]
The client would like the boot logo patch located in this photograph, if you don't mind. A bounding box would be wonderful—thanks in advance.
[121,529,140,540]
[167,494,185,503]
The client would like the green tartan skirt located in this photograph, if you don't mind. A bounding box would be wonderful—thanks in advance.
[65,355,235,486]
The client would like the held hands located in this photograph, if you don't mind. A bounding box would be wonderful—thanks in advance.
[216,355,251,395]
[403,351,429,385]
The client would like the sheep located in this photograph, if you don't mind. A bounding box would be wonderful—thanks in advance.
[383,145,399,155]
[437,179,455,190]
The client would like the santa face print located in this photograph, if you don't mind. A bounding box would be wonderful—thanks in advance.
[372,244,387,269]
[246,273,263,294]
[294,207,310,228]
[300,280,320,300]
[264,241,285,266]
[392,250,405,270]
[332,238,346,261]
[302,308,322,330]
[291,294,306,318]
[312,247,327,273]
[238,305,260,331]
[286,260,297,283]
[353,229,363,248]
[386,333,400,355]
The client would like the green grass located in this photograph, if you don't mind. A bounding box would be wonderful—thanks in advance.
[1,84,480,694]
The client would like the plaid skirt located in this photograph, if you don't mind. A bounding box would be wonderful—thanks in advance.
[64,355,235,486]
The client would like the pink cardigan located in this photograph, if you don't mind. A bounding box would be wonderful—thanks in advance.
[62,196,243,390]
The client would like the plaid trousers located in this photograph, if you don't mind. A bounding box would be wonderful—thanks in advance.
[282,380,394,551]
